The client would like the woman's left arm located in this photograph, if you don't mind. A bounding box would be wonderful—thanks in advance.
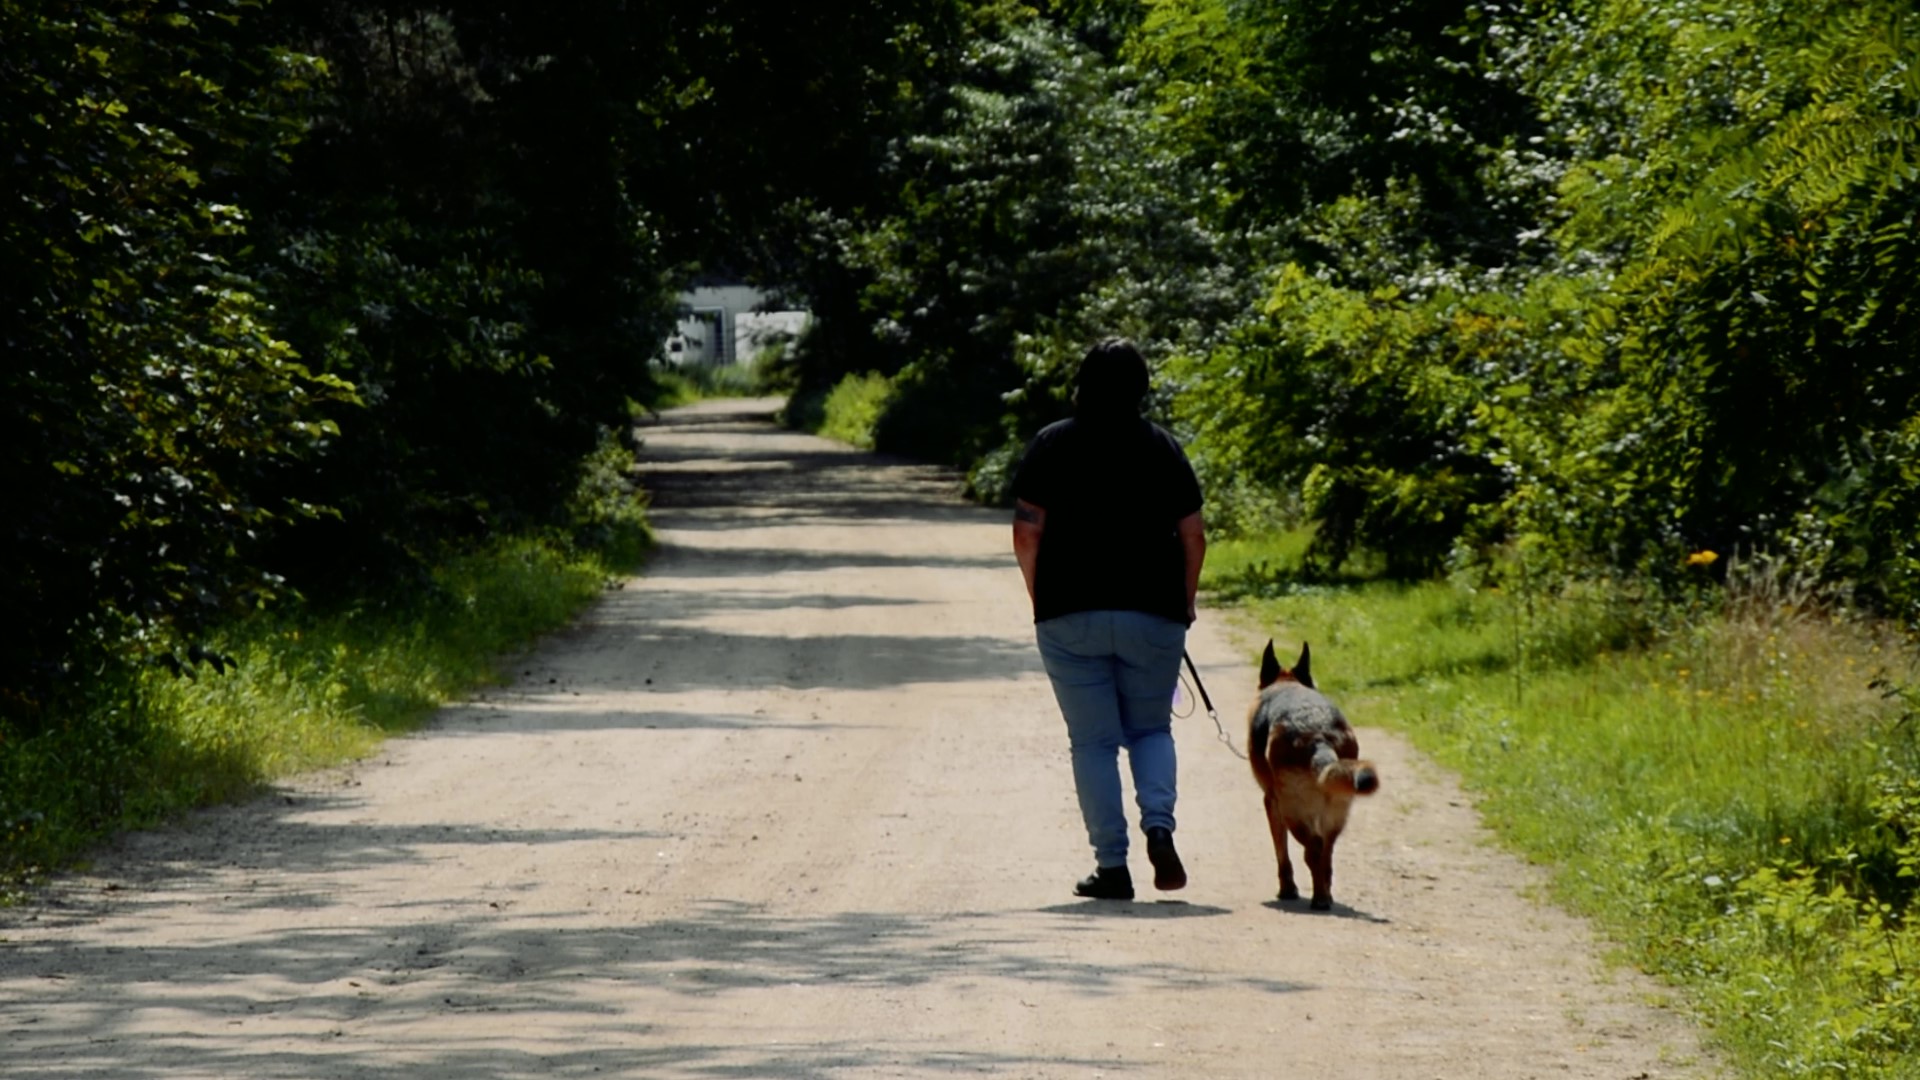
[1176,510,1206,624]
[1013,499,1047,608]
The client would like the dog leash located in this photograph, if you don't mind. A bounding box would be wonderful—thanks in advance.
[1181,649,1246,760]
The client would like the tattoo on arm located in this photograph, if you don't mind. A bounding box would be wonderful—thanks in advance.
[1013,504,1042,524]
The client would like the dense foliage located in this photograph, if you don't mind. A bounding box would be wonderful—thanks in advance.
[3,3,350,713]
[1,0,961,719]
[780,0,1920,625]
[784,5,1250,484]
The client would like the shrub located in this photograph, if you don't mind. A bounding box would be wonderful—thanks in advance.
[818,371,897,450]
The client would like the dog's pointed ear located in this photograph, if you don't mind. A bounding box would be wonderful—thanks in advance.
[1259,639,1282,688]
[1294,642,1314,689]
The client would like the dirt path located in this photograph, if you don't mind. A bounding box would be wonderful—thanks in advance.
[2,399,1710,1078]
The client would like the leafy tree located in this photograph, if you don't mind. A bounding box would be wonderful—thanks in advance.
[239,1,975,583]
[1126,0,1545,263]
[790,8,1246,488]
[1484,0,1920,604]
[1,1,351,718]
[1134,0,1558,562]
[229,5,685,586]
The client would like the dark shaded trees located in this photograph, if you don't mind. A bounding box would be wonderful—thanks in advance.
[2,2,352,716]
[1,0,973,714]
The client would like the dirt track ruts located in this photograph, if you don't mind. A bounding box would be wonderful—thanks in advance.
[0,398,1712,1078]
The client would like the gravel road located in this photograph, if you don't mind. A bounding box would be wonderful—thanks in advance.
[0,398,1712,1078]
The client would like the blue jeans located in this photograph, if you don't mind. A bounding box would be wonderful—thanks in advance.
[1035,610,1186,868]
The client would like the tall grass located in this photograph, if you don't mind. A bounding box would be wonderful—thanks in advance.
[1,527,646,901]
[815,371,896,450]
[646,358,773,410]
[1211,533,1920,1078]
[645,363,764,409]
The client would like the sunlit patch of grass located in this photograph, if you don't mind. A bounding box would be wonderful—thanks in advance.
[1200,525,1386,601]
[646,362,768,410]
[815,371,895,450]
[1229,569,1920,1078]
[1200,529,1315,599]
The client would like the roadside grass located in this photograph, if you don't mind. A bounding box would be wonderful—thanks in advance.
[1,525,647,902]
[1209,531,1920,1078]
[1203,531,1371,599]
[815,371,896,450]
[646,360,770,410]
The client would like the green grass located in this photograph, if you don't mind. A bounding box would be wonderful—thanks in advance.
[1200,531,1319,598]
[1,526,647,901]
[1211,531,1920,1077]
[647,361,766,409]
[815,371,896,449]
[648,339,800,412]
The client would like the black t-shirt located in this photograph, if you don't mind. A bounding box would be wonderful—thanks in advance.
[1011,415,1203,624]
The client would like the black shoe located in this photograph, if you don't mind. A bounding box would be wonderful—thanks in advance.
[1145,826,1186,891]
[1074,865,1134,901]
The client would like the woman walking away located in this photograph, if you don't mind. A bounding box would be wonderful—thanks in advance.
[1010,338,1207,900]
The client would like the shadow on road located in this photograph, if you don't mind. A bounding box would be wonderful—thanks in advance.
[1259,898,1393,924]
[7,866,1316,1078]
[1037,900,1236,919]
[638,405,993,532]
[640,544,1009,577]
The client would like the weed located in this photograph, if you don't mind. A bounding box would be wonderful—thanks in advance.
[816,371,896,450]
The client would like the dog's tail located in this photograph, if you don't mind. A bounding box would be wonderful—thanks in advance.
[1311,745,1380,796]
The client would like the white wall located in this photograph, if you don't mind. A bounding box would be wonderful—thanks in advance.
[735,311,810,363]
[662,286,809,367]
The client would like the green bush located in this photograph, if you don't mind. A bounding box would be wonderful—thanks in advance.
[567,426,654,570]
[817,371,897,450]
[2,3,351,712]
[871,361,1010,465]
[966,437,1026,505]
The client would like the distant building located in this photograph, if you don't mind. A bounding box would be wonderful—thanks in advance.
[663,285,809,368]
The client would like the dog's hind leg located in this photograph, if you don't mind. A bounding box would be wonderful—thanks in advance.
[1301,831,1336,911]
[1284,820,1335,910]
[1264,792,1299,901]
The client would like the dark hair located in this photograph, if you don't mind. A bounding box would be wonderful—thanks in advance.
[1074,338,1149,416]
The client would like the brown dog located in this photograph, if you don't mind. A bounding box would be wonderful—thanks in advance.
[1249,641,1379,909]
